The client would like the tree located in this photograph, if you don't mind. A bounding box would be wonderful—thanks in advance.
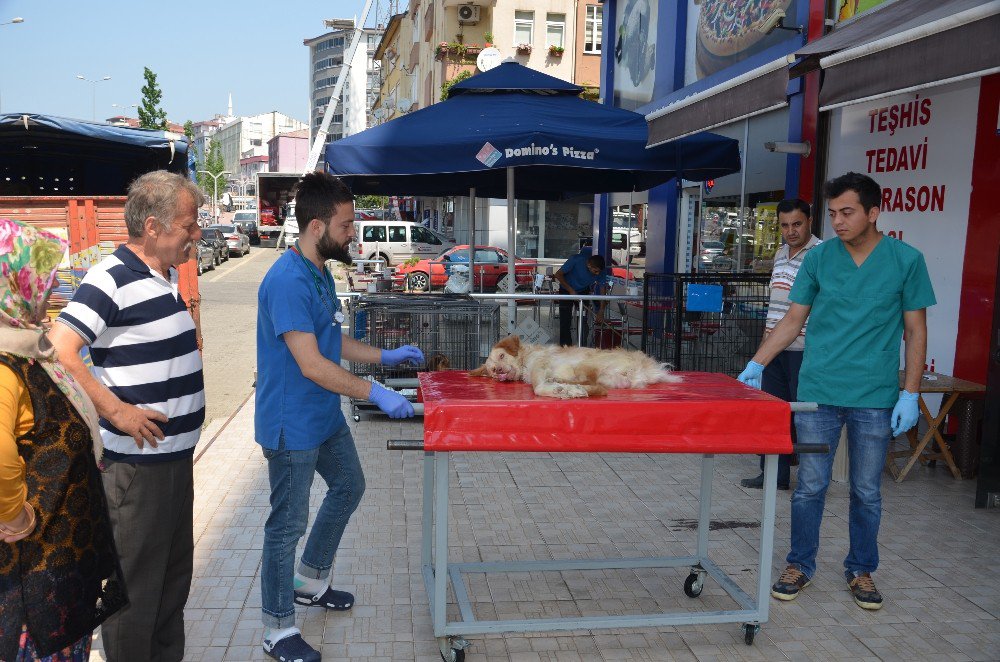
[440,70,473,101]
[138,67,169,130]
[183,120,194,142]
[356,194,388,210]
[198,139,227,199]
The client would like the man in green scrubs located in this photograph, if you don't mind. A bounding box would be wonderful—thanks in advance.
[737,172,935,611]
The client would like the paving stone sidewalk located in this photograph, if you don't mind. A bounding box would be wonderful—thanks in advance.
[95,398,1000,661]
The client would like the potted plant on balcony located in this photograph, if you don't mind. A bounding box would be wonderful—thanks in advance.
[548,45,565,57]
[436,41,450,59]
[483,32,494,47]
[516,43,532,55]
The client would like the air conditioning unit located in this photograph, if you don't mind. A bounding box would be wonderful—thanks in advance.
[458,4,481,24]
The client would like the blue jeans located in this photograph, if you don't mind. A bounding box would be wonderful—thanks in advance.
[787,406,891,581]
[260,425,366,628]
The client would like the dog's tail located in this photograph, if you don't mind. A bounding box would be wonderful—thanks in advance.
[648,362,682,384]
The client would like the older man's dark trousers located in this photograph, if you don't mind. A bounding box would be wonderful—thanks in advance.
[759,350,803,487]
[100,456,194,662]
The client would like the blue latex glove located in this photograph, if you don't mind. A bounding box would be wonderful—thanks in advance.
[891,390,920,437]
[381,345,425,367]
[368,382,415,419]
[737,361,765,389]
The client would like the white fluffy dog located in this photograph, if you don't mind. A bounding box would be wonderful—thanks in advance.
[469,336,680,399]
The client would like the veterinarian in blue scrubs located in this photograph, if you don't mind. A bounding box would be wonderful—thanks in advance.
[737,172,935,613]
[554,248,609,346]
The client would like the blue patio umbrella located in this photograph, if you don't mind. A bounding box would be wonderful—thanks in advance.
[325,62,739,200]
[324,61,739,305]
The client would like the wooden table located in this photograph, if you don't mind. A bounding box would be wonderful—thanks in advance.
[885,371,986,482]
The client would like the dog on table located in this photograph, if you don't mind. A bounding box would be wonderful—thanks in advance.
[469,335,680,399]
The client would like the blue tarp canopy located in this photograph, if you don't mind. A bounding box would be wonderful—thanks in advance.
[0,113,189,196]
[324,62,739,200]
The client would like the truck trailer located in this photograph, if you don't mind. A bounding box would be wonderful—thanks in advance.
[256,172,302,247]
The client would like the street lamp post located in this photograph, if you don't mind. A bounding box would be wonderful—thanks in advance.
[0,18,25,113]
[198,170,231,223]
[76,74,111,121]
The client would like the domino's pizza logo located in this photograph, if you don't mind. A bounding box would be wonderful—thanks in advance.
[476,142,502,167]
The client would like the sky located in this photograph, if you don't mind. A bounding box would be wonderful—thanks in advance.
[0,0,380,125]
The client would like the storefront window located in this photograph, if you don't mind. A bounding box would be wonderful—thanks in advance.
[695,109,789,273]
[516,200,542,257]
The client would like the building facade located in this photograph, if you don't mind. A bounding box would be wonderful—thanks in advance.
[268,128,310,173]
[597,0,1000,499]
[213,111,307,175]
[305,19,383,148]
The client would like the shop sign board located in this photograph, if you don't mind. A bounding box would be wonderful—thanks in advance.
[824,79,982,378]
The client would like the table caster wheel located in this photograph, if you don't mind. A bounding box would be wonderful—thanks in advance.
[743,623,759,645]
[353,414,361,422]
[438,637,469,662]
[683,573,704,598]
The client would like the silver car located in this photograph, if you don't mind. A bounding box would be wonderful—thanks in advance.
[209,224,250,257]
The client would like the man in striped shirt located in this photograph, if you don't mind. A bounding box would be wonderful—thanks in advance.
[740,198,819,491]
[49,171,206,662]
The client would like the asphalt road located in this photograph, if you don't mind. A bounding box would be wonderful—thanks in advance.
[197,244,280,427]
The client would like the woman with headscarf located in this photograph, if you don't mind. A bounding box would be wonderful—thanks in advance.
[0,218,126,661]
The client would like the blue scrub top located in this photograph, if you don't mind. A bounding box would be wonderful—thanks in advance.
[559,253,609,293]
[790,235,936,408]
[255,249,346,449]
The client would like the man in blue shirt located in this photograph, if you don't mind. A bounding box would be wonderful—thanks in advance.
[255,172,423,662]
[738,172,935,613]
[554,248,609,346]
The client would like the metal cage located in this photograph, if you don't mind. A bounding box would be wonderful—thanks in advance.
[641,273,771,376]
[347,294,502,418]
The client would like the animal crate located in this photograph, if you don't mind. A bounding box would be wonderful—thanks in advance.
[347,294,501,420]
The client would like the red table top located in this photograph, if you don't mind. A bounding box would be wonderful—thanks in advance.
[418,371,792,454]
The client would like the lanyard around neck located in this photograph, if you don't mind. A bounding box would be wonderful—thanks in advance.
[289,242,342,324]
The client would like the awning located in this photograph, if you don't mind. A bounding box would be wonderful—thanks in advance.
[646,57,790,147]
[791,0,1000,110]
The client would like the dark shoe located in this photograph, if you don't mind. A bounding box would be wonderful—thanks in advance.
[294,586,354,610]
[847,572,884,610]
[740,473,789,490]
[263,633,321,662]
[771,565,811,601]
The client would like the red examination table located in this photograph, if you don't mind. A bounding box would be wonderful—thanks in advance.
[392,371,794,661]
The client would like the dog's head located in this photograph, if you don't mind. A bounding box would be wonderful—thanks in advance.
[469,336,524,382]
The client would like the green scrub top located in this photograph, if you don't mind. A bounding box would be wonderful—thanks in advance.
[789,235,936,408]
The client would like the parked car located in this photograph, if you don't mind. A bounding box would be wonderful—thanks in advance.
[393,245,537,292]
[699,240,726,269]
[195,240,215,276]
[233,211,260,245]
[200,227,228,264]
[209,224,250,257]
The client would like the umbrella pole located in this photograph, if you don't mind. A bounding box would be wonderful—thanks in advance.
[507,167,516,334]
[469,187,476,289]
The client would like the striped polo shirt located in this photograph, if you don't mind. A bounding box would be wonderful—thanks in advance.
[57,245,205,462]
[765,235,820,351]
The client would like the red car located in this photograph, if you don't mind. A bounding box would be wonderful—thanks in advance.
[394,245,537,292]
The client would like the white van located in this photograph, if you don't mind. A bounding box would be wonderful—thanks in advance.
[351,220,455,267]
